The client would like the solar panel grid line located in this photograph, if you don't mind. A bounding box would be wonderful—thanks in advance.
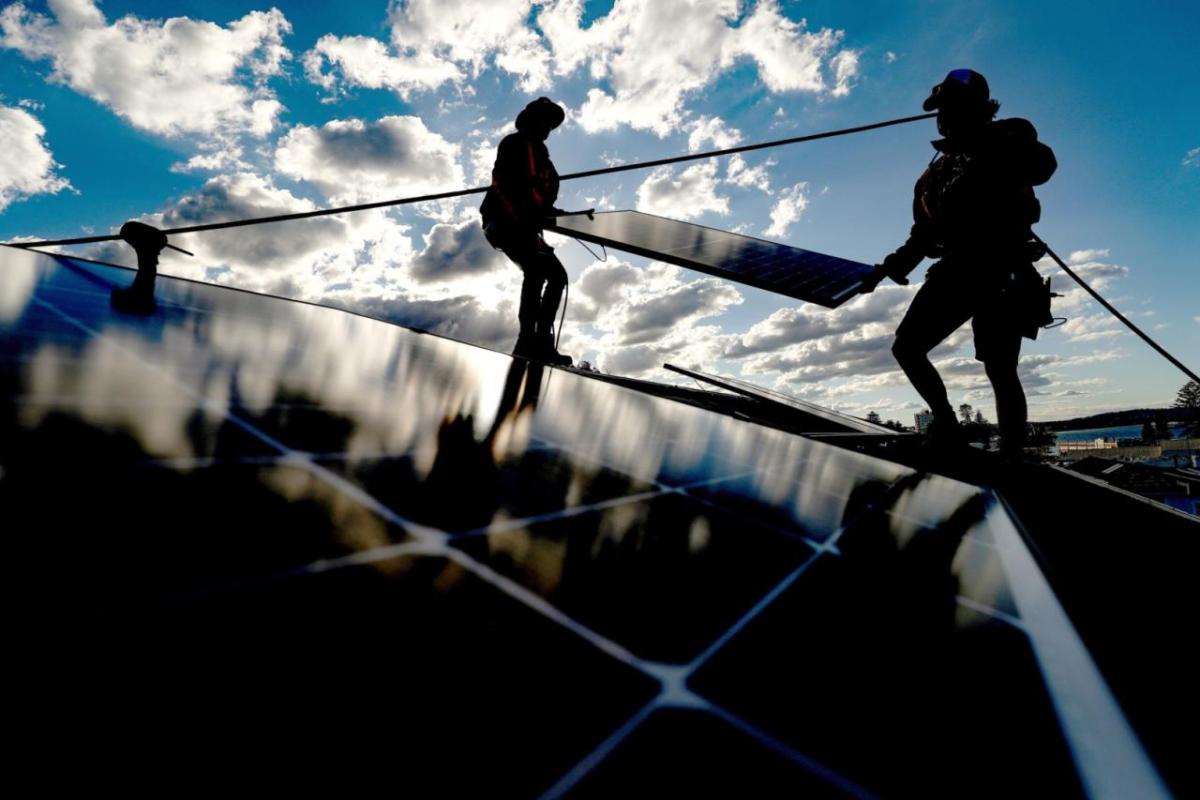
[536,700,662,800]
[706,704,880,800]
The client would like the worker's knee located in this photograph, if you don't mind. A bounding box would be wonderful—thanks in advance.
[984,360,1019,387]
[892,335,923,365]
[543,256,567,288]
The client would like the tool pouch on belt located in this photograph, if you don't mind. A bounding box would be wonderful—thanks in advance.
[1004,266,1054,340]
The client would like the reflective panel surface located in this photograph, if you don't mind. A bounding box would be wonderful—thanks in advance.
[0,248,1168,796]
[548,210,872,307]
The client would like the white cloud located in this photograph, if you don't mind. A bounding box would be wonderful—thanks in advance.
[1183,146,1199,168]
[565,260,740,377]
[305,0,550,100]
[1067,248,1110,264]
[561,0,857,136]
[0,0,290,140]
[723,284,914,359]
[635,161,728,219]
[884,51,897,64]
[726,154,773,194]
[274,115,465,203]
[409,219,508,284]
[0,103,71,211]
[763,181,809,238]
[828,49,860,97]
[303,1,858,136]
[687,115,743,152]
[391,0,550,90]
[302,34,463,101]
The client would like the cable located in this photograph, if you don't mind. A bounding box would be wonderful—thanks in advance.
[3,112,935,250]
[1035,233,1199,385]
[572,237,607,262]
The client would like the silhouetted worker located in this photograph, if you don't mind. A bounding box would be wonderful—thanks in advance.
[481,97,573,366]
[862,69,1057,460]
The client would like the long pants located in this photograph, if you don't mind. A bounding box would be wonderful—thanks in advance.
[498,232,567,337]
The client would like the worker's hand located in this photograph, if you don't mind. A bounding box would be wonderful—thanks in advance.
[859,265,888,294]
[879,250,914,286]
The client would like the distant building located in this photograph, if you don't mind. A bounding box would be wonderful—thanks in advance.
[1058,438,1118,453]
[914,410,934,434]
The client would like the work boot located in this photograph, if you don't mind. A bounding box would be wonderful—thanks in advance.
[536,330,572,367]
[923,418,967,454]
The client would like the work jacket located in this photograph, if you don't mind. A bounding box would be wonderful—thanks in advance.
[480,132,560,233]
[884,117,1057,282]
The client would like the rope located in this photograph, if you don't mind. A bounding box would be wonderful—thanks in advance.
[1034,233,1199,385]
[3,113,935,250]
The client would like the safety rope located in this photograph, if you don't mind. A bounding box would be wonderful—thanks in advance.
[2,113,936,249]
[1033,234,1199,384]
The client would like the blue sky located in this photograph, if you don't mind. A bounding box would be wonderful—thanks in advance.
[1,0,1196,422]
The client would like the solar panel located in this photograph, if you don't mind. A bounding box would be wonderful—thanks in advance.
[664,363,900,434]
[0,244,1176,796]
[547,210,873,308]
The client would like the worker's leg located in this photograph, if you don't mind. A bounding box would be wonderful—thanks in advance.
[986,360,1027,455]
[498,234,546,352]
[535,250,568,335]
[892,276,973,426]
[975,303,1027,457]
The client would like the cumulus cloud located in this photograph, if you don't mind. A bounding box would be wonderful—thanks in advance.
[0,0,290,140]
[0,103,71,211]
[635,161,729,219]
[553,0,858,136]
[303,34,463,100]
[828,49,860,97]
[763,181,809,238]
[562,259,741,377]
[306,1,859,137]
[687,115,743,152]
[723,284,915,359]
[305,0,549,100]
[409,219,508,283]
[274,115,465,203]
[726,154,773,194]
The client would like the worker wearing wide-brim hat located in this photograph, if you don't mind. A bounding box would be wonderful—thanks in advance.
[481,97,572,366]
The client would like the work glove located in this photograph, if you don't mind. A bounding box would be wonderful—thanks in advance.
[859,252,913,294]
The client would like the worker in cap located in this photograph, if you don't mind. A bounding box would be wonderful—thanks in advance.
[862,69,1058,461]
[481,97,573,366]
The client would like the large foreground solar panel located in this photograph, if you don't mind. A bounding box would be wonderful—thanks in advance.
[547,210,872,308]
[0,244,1184,796]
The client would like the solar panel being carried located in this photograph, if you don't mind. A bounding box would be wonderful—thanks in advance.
[547,210,873,308]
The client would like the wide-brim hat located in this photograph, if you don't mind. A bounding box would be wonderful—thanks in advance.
[923,69,990,111]
[515,97,566,131]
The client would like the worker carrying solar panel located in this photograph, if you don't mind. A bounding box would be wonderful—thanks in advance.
[480,97,574,367]
[860,69,1057,461]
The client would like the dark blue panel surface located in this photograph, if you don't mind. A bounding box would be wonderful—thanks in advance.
[0,246,1171,797]
[547,210,872,307]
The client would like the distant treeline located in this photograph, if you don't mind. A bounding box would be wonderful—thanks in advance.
[1042,407,1198,433]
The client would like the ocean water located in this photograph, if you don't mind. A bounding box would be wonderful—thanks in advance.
[1055,424,1188,443]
